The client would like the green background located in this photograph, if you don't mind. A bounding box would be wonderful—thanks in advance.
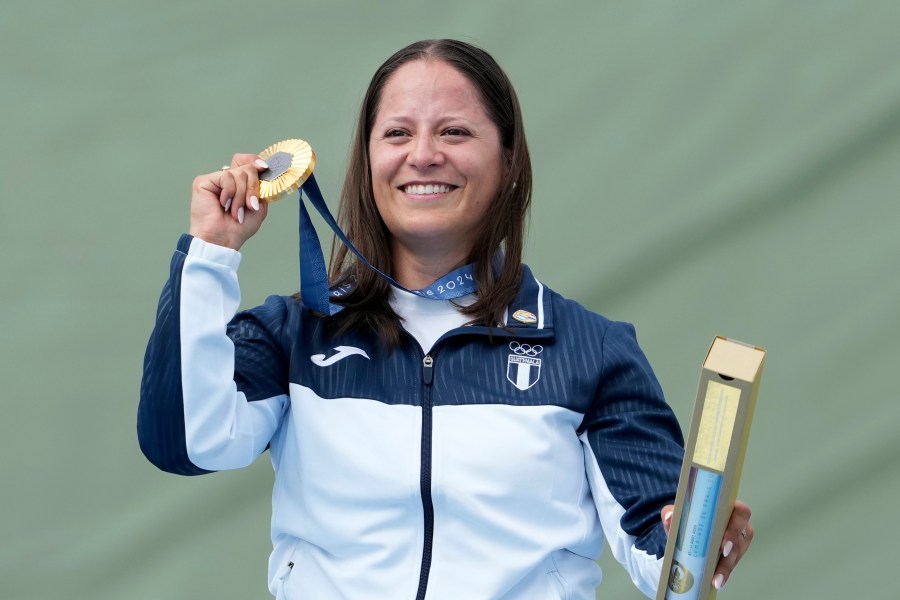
[2,1,898,598]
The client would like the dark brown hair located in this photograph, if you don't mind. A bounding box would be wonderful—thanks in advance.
[327,39,533,347]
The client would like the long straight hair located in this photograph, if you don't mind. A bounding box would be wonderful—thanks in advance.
[327,39,533,347]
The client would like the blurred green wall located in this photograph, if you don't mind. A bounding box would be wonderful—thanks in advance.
[2,1,898,598]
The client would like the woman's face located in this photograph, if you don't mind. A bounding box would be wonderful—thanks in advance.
[369,59,504,262]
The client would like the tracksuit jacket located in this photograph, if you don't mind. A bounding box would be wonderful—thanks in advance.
[138,235,685,599]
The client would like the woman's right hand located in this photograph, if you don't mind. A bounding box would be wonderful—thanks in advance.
[188,153,270,250]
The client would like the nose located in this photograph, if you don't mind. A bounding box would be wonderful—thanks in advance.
[406,134,443,169]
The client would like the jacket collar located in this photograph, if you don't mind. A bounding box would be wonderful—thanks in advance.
[502,264,553,336]
[460,264,554,342]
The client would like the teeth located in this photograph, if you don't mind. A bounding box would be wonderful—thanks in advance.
[405,184,451,195]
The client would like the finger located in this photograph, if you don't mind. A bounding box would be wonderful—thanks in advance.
[228,154,269,211]
[247,192,260,212]
[713,545,742,590]
[239,163,262,212]
[230,168,250,224]
[229,153,269,170]
[241,198,269,231]
[712,501,753,590]
[722,501,752,557]
[660,505,675,536]
[215,170,237,211]
[216,154,268,221]
[229,153,262,169]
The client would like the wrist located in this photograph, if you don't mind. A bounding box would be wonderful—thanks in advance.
[182,234,243,270]
[188,227,242,251]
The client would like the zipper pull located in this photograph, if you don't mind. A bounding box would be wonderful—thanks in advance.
[422,355,434,385]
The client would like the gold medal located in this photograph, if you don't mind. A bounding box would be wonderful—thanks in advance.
[257,139,316,203]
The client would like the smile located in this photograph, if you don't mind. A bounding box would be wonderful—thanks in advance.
[402,184,454,195]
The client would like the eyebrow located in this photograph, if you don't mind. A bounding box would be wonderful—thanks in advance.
[375,114,481,127]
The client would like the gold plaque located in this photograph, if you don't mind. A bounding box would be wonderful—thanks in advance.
[693,380,740,471]
[257,139,316,203]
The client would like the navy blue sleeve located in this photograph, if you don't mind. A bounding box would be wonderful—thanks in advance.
[581,321,685,558]
[138,235,212,475]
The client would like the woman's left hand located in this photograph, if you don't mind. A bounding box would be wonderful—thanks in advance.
[661,500,753,590]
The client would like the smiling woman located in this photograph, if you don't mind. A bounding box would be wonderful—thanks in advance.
[329,39,533,348]
[138,38,753,600]
[369,59,504,285]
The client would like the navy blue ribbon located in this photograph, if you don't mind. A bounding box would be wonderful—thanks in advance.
[297,175,477,315]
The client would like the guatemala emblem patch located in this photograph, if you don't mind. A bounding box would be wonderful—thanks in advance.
[507,341,543,391]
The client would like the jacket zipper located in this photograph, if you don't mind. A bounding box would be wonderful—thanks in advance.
[414,354,435,600]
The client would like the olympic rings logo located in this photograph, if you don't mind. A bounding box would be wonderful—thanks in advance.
[509,341,543,356]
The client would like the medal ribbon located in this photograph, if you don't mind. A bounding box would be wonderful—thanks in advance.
[297,174,477,315]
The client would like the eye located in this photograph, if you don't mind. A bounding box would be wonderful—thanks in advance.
[383,128,409,139]
[442,127,470,137]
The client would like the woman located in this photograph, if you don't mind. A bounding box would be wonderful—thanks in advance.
[139,39,752,599]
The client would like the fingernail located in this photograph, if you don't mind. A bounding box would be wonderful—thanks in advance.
[237,206,245,224]
[713,574,725,590]
[224,197,233,212]
[723,540,733,558]
[249,196,260,211]
[255,159,269,169]
[663,510,673,524]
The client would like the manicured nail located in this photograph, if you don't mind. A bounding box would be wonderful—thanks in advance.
[663,510,673,524]
[255,159,269,169]
[249,195,260,211]
[237,206,245,224]
[224,197,233,212]
[713,574,725,590]
[723,540,733,558]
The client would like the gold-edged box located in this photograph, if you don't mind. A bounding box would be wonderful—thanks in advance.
[656,336,766,600]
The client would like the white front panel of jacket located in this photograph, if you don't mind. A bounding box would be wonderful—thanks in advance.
[269,385,604,599]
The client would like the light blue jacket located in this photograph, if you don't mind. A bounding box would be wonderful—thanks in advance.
[139,235,684,599]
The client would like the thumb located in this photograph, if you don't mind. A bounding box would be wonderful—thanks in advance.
[661,505,675,535]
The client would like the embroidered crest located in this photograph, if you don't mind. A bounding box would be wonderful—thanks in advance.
[507,341,543,390]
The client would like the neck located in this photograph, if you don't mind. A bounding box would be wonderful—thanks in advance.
[390,239,470,290]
